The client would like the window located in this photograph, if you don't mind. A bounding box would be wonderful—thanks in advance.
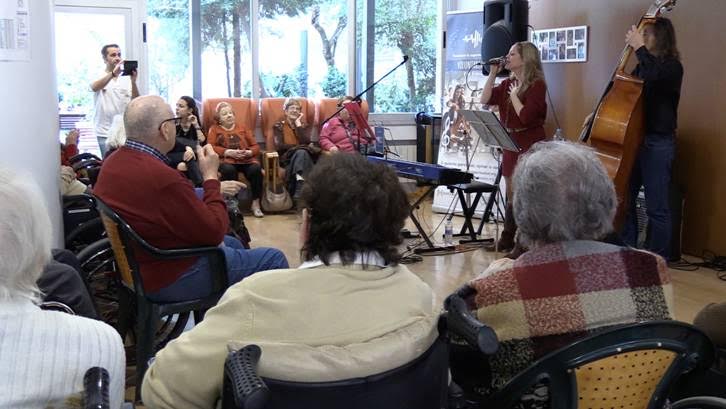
[145,0,439,112]
[258,0,349,98]
[356,0,437,113]
[147,0,191,103]
[55,10,128,115]
[200,2,252,97]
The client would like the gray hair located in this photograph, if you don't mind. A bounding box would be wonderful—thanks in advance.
[512,141,616,247]
[124,95,171,142]
[0,168,52,302]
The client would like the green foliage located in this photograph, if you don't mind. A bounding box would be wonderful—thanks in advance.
[370,0,437,112]
[321,66,346,97]
[57,73,93,112]
[147,0,191,99]
[144,0,436,111]
[198,0,323,97]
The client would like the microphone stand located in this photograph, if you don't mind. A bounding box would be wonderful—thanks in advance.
[320,56,409,128]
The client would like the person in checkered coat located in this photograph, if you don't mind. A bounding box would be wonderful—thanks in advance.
[455,141,674,404]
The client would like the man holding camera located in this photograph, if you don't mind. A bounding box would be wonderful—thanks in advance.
[90,43,139,156]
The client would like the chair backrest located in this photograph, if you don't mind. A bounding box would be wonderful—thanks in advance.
[94,198,146,296]
[202,98,258,134]
[95,196,229,302]
[317,98,369,133]
[224,338,449,409]
[485,320,717,409]
[260,98,316,150]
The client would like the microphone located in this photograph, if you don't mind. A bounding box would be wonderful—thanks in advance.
[483,56,506,65]
[403,55,409,63]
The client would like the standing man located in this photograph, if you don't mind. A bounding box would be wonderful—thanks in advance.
[90,44,139,156]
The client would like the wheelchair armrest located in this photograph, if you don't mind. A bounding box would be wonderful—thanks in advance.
[72,159,103,173]
[123,226,229,293]
[83,367,110,409]
[40,301,76,315]
[64,193,96,209]
[69,152,102,164]
[223,345,270,409]
[445,294,499,355]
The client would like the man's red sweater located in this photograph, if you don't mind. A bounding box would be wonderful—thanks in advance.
[94,146,229,292]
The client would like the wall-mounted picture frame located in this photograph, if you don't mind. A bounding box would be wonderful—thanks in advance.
[531,25,588,63]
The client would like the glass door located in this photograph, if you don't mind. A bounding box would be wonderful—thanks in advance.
[54,2,141,155]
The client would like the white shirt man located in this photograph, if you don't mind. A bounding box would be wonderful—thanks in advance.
[90,44,139,155]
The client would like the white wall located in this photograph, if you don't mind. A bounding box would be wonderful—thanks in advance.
[0,1,63,247]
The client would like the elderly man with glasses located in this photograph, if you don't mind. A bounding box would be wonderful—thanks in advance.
[94,95,288,302]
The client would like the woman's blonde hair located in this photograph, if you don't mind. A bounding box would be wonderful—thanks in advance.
[512,41,545,97]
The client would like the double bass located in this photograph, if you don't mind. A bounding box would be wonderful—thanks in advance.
[580,0,676,229]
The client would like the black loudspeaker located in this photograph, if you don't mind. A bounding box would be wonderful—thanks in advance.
[481,0,529,75]
[415,112,442,164]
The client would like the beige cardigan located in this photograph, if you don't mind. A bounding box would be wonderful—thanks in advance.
[141,263,439,409]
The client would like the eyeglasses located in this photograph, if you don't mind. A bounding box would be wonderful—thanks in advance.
[158,117,183,131]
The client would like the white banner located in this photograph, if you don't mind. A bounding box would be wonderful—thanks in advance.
[434,10,505,217]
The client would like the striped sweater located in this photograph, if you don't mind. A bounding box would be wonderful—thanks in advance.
[468,240,674,392]
[0,298,126,408]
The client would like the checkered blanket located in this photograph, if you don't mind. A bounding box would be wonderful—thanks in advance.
[468,240,674,390]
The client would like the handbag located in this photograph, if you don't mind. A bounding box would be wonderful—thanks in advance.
[261,152,293,212]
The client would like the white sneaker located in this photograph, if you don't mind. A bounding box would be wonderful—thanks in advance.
[252,207,264,218]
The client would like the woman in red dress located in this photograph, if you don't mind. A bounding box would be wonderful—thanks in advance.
[480,41,548,257]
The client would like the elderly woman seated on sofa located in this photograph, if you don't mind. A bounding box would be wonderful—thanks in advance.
[141,153,439,409]
[319,95,373,154]
[270,97,319,199]
[450,141,674,406]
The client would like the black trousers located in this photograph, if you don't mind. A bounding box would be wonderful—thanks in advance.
[219,162,263,200]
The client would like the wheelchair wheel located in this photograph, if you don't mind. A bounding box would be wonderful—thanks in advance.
[76,239,190,356]
[77,238,119,326]
[65,217,105,254]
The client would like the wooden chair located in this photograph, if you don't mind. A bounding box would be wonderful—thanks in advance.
[445,293,726,409]
[95,197,229,401]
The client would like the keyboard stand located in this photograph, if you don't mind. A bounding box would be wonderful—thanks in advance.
[408,185,456,254]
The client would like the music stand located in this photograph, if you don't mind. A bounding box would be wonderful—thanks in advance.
[450,110,518,244]
[344,102,376,154]
[459,109,519,152]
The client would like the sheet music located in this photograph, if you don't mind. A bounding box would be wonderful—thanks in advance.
[459,110,519,152]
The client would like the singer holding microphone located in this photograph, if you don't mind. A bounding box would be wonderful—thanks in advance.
[480,41,547,258]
